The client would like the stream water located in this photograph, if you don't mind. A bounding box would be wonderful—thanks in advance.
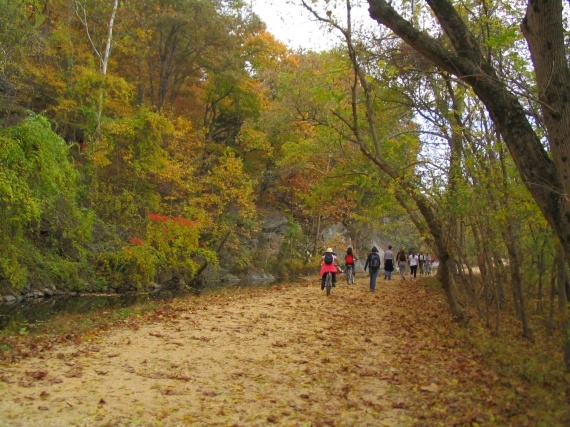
[0,279,279,333]
[0,290,191,333]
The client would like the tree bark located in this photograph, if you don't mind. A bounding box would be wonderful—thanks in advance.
[555,241,570,370]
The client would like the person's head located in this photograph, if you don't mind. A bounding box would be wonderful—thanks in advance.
[326,247,334,254]
[388,245,392,250]
[371,246,379,253]
[346,246,353,255]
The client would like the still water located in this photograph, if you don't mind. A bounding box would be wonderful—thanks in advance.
[0,279,277,333]
[0,290,191,333]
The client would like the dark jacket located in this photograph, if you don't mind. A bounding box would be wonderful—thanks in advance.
[364,246,381,271]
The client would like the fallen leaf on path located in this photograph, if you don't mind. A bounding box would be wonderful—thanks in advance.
[64,367,83,378]
[28,371,48,380]
[420,383,440,393]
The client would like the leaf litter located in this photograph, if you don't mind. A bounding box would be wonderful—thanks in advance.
[0,275,568,426]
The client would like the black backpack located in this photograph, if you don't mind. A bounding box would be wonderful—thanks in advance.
[369,253,380,269]
[324,252,334,265]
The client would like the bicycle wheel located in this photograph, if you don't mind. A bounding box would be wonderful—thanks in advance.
[346,266,352,285]
[325,272,332,296]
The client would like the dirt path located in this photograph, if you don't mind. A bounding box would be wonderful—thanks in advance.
[0,276,421,426]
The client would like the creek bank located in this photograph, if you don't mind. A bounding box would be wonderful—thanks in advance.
[0,266,277,306]
[0,269,284,333]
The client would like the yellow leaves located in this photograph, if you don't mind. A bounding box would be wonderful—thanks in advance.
[236,124,273,158]
[90,149,112,169]
[201,149,257,219]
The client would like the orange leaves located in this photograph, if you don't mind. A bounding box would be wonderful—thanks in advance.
[128,237,144,246]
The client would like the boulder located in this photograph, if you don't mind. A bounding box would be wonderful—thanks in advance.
[2,294,17,304]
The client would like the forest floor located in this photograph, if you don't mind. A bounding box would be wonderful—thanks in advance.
[0,274,569,426]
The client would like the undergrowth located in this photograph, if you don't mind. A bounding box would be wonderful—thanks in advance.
[416,276,570,425]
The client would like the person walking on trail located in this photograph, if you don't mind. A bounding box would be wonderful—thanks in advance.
[425,254,432,275]
[344,247,356,284]
[396,248,407,280]
[320,248,340,290]
[364,246,382,292]
[418,252,425,275]
[383,245,394,280]
[409,251,419,279]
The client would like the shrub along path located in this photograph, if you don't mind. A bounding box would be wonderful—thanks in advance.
[0,274,568,426]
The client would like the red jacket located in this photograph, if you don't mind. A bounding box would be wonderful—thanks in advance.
[320,254,338,275]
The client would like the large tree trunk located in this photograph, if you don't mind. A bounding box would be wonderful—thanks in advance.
[521,1,570,208]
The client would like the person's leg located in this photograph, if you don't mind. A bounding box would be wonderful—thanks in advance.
[332,272,336,286]
[321,274,326,289]
[370,269,378,291]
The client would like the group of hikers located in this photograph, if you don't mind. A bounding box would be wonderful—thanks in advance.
[320,246,435,292]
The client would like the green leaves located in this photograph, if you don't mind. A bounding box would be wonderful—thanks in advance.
[0,115,78,222]
[0,114,91,288]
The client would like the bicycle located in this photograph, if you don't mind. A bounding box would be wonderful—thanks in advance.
[324,271,333,296]
[345,264,355,285]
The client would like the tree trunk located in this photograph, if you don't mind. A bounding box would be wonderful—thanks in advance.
[555,241,570,371]
[505,231,532,339]
[75,0,119,140]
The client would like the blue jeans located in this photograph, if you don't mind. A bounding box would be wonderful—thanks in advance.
[384,269,392,279]
[369,268,379,291]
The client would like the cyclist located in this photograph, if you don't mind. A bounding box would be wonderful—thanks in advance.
[344,247,356,284]
[320,248,340,290]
